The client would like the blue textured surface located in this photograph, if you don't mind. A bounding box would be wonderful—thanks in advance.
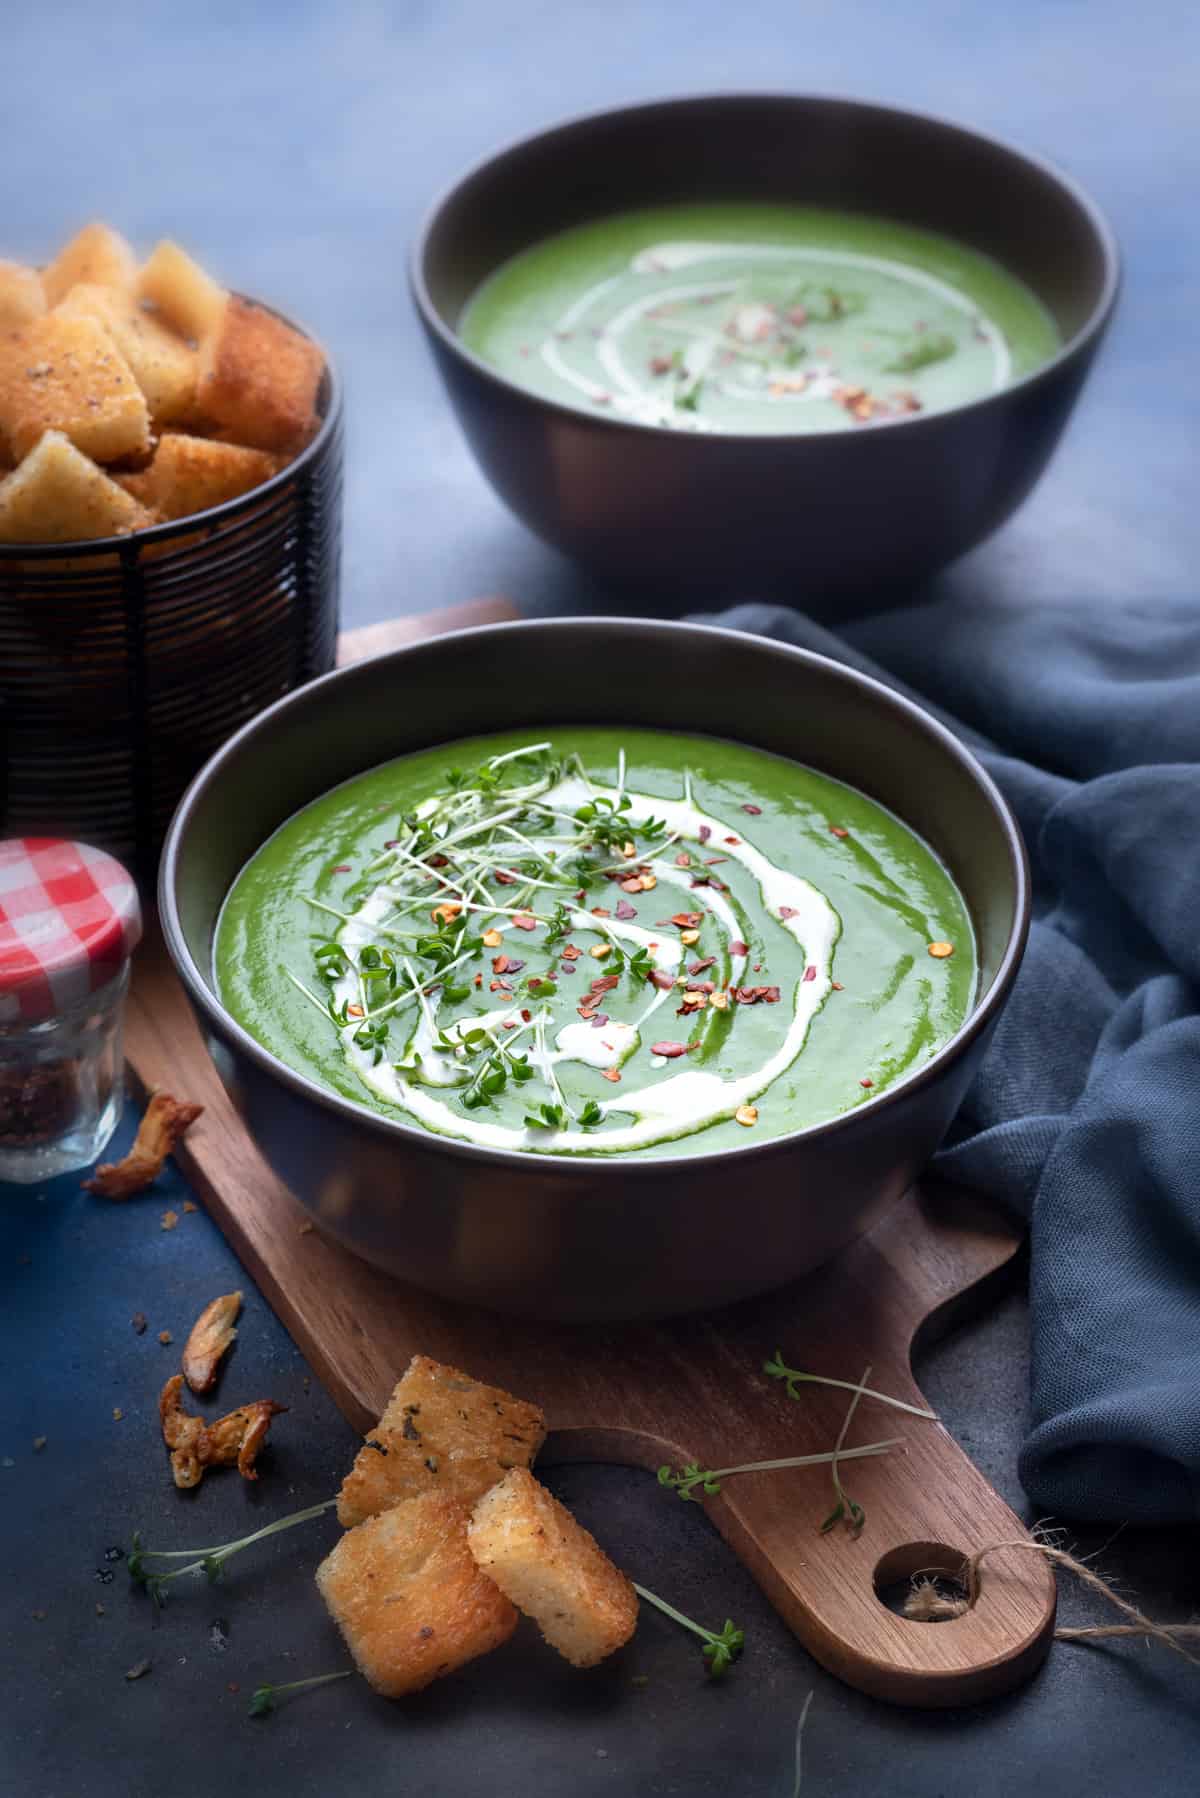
[3,1,1199,1793]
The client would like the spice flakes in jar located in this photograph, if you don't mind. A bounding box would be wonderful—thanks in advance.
[0,839,142,1182]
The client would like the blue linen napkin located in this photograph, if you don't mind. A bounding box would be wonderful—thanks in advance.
[700,599,1200,1527]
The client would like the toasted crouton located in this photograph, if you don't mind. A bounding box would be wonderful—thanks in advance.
[117,433,279,521]
[138,239,227,343]
[0,313,151,463]
[42,223,136,307]
[0,431,155,543]
[197,295,322,453]
[336,1355,547,1529]
[54,283,197,426]
[467,1469,638,1668]
[0,262,46,329]
[316,1495,517,1697]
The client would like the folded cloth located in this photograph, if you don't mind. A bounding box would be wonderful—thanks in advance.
[699,600,1200,1526]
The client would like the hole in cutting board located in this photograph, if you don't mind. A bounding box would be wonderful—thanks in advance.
[873,1540,968,1624]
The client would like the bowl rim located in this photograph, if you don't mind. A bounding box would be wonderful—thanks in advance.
[160,615,1031,1179]
[0,295,343,562]
[409,88,1121,446]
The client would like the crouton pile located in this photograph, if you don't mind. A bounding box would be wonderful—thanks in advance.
[0,222,324,544]
[316,1356,639,1697]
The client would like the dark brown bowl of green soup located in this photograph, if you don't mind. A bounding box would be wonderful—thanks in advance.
[161,618,1029,1321]
[411,94,1117,597]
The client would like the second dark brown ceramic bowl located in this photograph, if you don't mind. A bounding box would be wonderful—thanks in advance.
[411,94,1118,598]
[160,619,1028,1322]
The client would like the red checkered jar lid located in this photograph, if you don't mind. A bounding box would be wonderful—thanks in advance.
[0,838,142,1027]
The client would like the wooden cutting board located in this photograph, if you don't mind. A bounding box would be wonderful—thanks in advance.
[124,598,1055,1709]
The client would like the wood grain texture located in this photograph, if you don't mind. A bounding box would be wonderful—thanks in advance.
[123,602,1055,1708]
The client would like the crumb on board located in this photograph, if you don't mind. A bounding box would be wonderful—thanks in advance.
[112,1407,123,1422]
[33,1436,46,1452]
[83,1091,203,1199]
[158,1330,173,1346]
[182,1200,197,1214]
[131,1313,147,1334]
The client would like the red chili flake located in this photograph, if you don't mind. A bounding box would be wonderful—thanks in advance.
[521,1009,532,1023]
[384,839,401,849]
[489,979,512,994]
[505,958,526,974]
[832,981,844,991]
[560,961,577,975]
[473,973,483,988]
[723,836,741,846]
[693,875,727,891]
[686,980,716,994]
[492,954,511,974]
[650,1041,687,1058]
[753,962,762,972]
[704,856,729,865]
[859,1077,874,1089]
[698,824,711,843]
[602,1067,621,1082]
[650,969,675,991]
[590,1014,609,1028]
[689,957,716,975]
[803,965,817,983]
[427,853,450,868]
[670,912,703,928]
[779,906,799,920]
[649,354,674,375]
[574,887,588,902]
[742,804,762,816]
[512,912,537,931]
[578,1004,597,1020]
[501,1020,517,1030]
[591,907,612,919]
[561,944,580,960]
[615,898,637,921]
[346,1003,364,1018]
[729,940,749,957]
[493,869,518,886]
[830,826,849,839]
[590,975,620,994]
[619,876,643,893]
[331,863,351,874]
[762,986,780,1003]
[674,852,692,867]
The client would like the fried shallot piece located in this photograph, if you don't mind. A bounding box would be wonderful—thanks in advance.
[182,1290,242,1394]
[159,1373,286,1490]
[84,1091,203,1198]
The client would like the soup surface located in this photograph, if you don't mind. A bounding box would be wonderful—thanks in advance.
[461,203,1059,433]
[216,730,977,1158]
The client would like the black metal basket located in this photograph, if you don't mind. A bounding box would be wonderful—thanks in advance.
[0,339,342,881]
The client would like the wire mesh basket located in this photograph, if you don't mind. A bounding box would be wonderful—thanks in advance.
[0,345,342,881]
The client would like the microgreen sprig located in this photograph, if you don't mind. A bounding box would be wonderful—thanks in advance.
[820,1365,870,1537]
[127,1500,337,1608]
[764,1353,936,1421]
[632,1584,744,1678]
[248,1670,353,1718]
[656,1438,899,1503]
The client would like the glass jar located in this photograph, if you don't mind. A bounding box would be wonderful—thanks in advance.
[0,839,141,1184]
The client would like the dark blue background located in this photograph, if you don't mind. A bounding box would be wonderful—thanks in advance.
[3,3,1198,1793]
